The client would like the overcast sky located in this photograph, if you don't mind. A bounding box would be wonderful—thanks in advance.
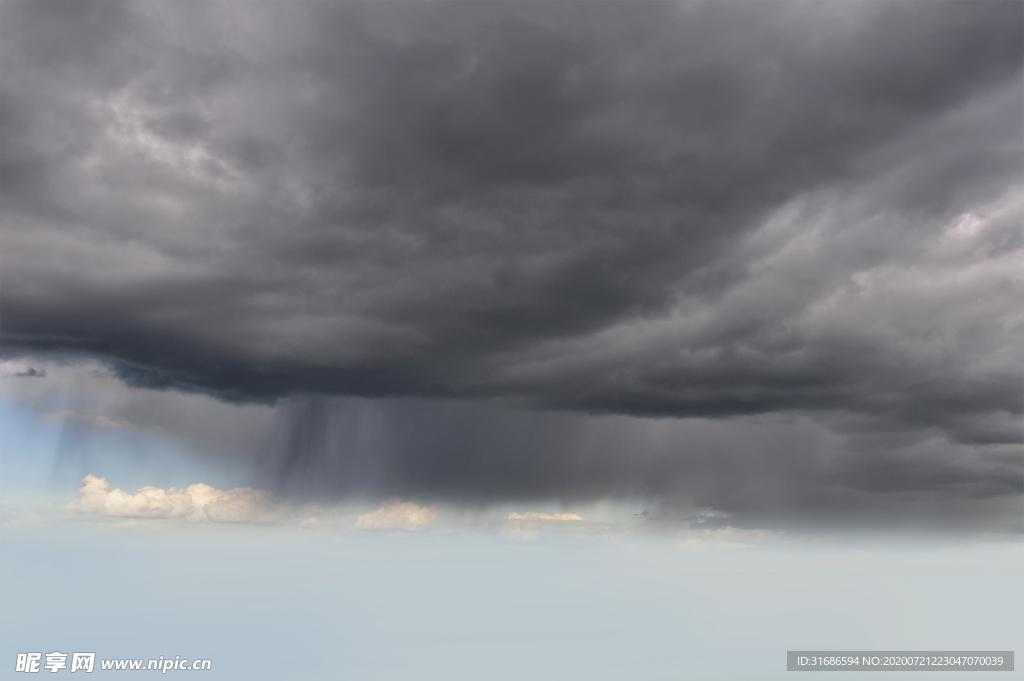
[1,0,1021,533]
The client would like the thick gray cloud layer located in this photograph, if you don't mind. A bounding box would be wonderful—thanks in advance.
[1,1,1021,526]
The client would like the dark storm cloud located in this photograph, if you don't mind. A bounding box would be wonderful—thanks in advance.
[6,360,1015,532]
[258,396,1021,532]
[1,1,1021,524]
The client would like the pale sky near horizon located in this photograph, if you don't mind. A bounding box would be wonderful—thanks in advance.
[3,509,1022,680]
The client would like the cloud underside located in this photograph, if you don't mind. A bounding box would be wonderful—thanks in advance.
[0,2,1021,529]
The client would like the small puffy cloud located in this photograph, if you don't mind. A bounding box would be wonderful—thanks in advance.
[355,499,436,531]
[507,512,583,521]
[67,475,285,523]
[68,475,192,519]
[190,483,284,523]
[502,511,586,541]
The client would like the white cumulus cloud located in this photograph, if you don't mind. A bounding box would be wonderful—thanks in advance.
[355,499,436,531]
[67,475,285,523]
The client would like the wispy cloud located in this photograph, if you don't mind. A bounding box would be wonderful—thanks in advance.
[44,409,139,431]
[507,512,582,521]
